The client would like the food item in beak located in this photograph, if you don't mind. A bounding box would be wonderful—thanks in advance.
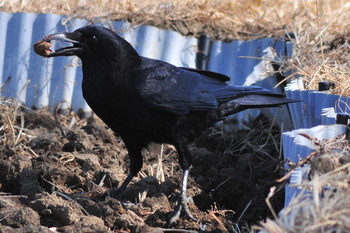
[33,37,52,57]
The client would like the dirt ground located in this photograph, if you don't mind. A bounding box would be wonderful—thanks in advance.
[0,103,285,232]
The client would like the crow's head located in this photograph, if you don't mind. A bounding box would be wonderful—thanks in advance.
[34,25,138,61]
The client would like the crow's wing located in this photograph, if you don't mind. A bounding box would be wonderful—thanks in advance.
[180,67,230,82]
[137,59,271,115]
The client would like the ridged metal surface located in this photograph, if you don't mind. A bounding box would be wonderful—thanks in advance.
[285,84,350,129]
[0,12,291,117]
[282,80,350,208]
[282,124,346,206]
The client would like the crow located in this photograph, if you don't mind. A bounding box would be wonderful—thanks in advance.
[35,25,295,225]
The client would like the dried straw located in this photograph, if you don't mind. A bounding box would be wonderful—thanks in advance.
[0,1,348,41]
[258,135,350,233]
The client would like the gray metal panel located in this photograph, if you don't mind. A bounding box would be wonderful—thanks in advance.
[282,124,346,206]
[208,37,292,88]
[0,12,89,111]
[286,88,350,129]
[321,107,337,125]
[0,12,291,117]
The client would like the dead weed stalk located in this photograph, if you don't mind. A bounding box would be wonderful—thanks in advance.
[277,2,350,96]
[258,138,350,233]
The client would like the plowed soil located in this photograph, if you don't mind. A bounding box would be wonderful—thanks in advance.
[0,104,285,232]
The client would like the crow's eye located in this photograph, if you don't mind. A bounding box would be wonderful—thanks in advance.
[88,35,98,45]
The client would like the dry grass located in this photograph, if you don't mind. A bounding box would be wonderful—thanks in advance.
[0,99,32,154]
[256,134,350,233]
[204,205,235,232]
[0,1,348,40]
[0,98,89,159]
[277,4,350,95]
[258,163,350,233]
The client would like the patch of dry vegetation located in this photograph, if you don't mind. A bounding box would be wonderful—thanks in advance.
[278,2,350,96]
[258,163,350,233]
[0,1,348,40]
[255,132,350,233]
[0,99,36,158]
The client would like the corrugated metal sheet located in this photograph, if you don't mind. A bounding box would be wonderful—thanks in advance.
[282,124,347,206]
[0,12,292,118]
[321,107,337,125]
[285,82,350,129]
[209,38,292,87]
[283,80,350,206]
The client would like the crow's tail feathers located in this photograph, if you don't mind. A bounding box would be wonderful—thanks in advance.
[218,94,298,119]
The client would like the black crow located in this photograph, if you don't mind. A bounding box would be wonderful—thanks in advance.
[34,25,295,225]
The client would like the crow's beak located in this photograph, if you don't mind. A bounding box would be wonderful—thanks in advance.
[47,31,83,57]
[33,31,84,57]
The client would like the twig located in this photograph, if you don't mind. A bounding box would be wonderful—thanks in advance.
[98,174,107,186]
[56,192,90,216]
[0,193,27,198]
[0,210,16,222]
[235,199,252,225]
[276,151,317,183]
[27,147,39,158]
[210,177,231,197]
[266,187,278,219]
[154,229,198,233]
[41,175,61,193]
[14,114,25,145]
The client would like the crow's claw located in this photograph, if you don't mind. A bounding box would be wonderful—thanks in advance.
[101,173,135,199]
[101,187,123,199]
[109,187,124,198]
[168,196,197,226]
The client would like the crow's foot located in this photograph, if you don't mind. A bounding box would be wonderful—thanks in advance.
[101,187,124,199]
[101,173,135,199]
[168,196,197,226]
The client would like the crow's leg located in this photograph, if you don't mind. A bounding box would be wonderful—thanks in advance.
[108,173,135,197]
[168,141,197,225]
[168,168,196,225]
[108,143,143,198]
